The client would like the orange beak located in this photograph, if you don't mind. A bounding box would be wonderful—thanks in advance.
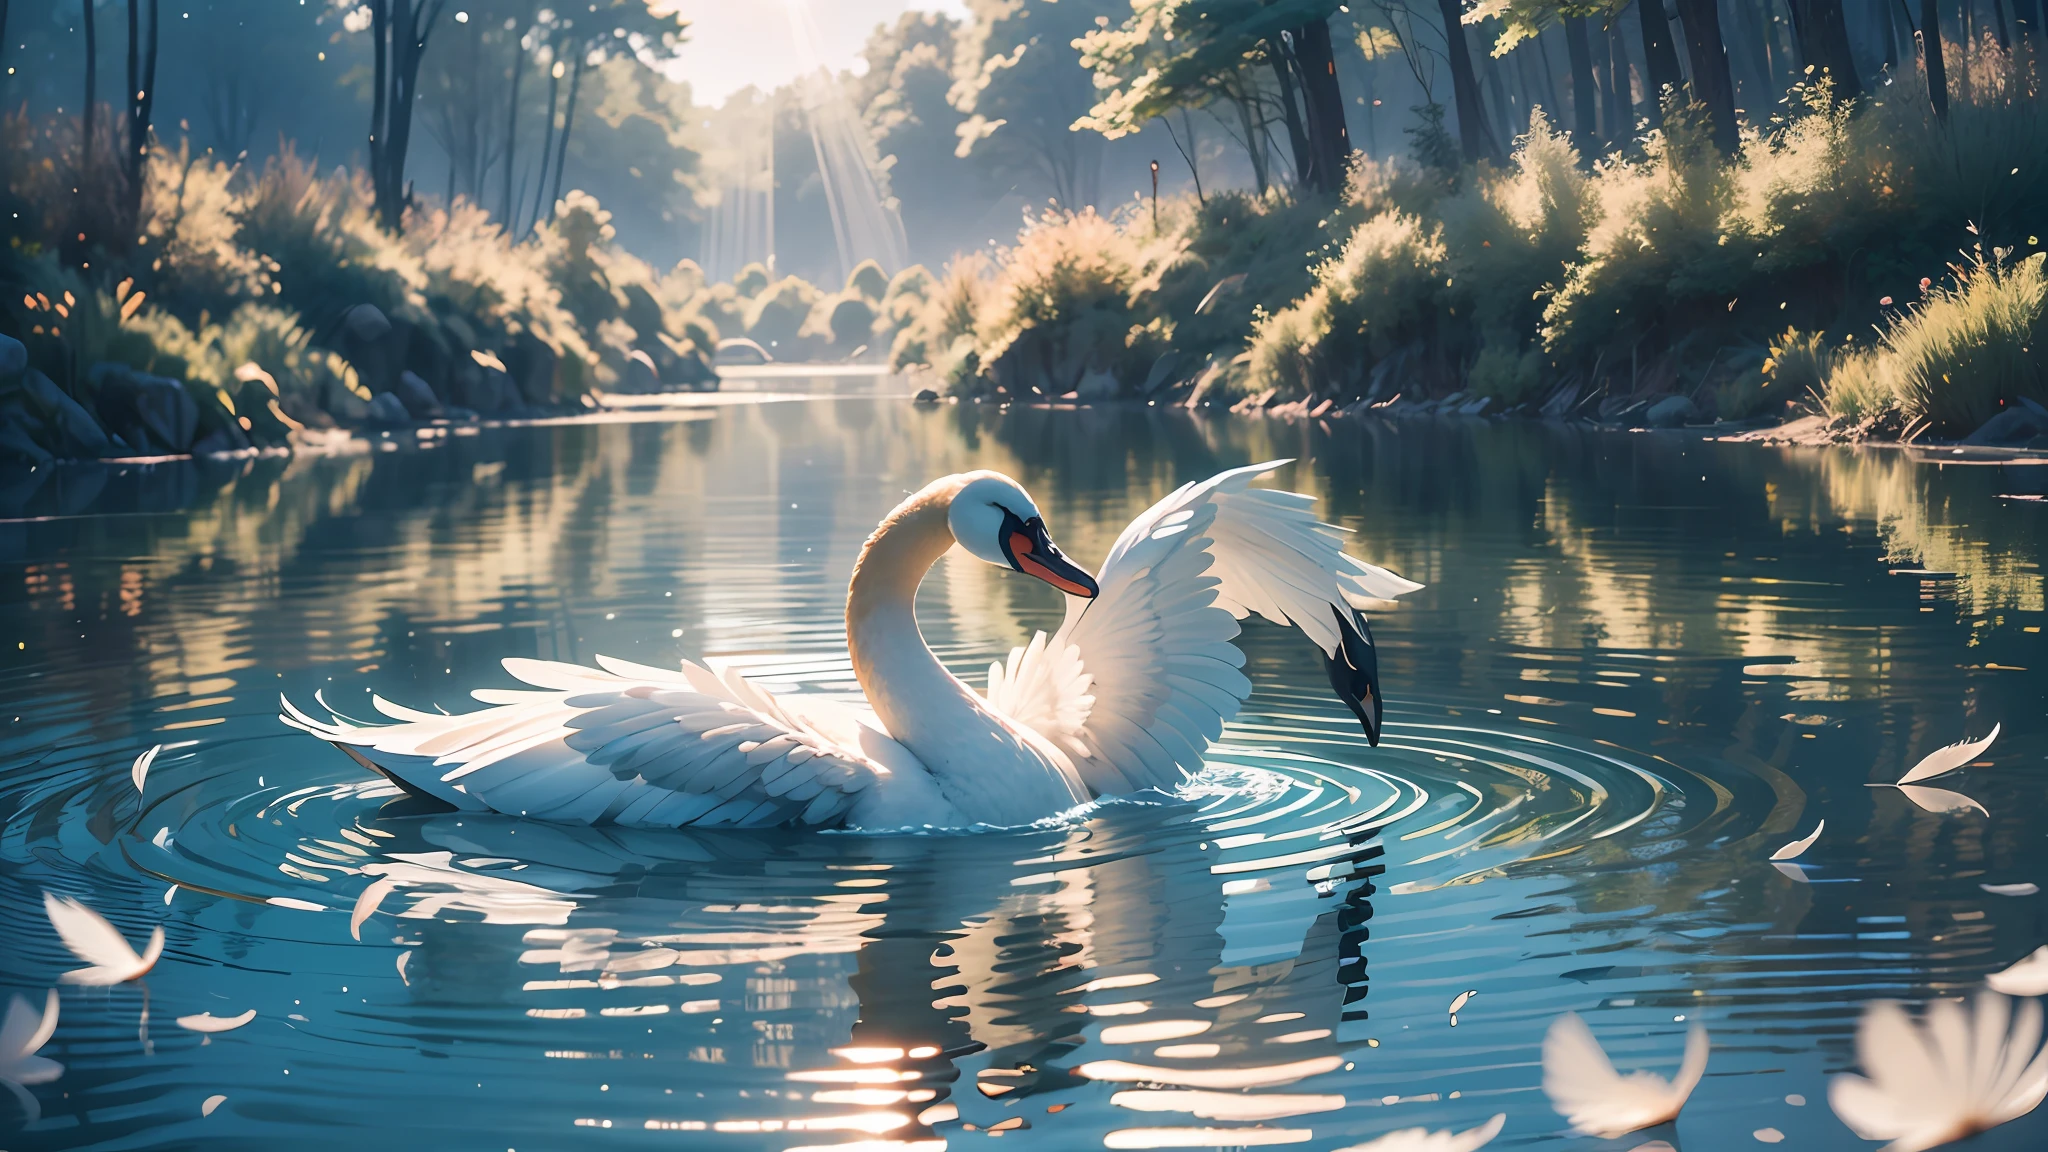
[1001,514,1097,599]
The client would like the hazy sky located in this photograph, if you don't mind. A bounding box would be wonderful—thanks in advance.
[664,1,971,107]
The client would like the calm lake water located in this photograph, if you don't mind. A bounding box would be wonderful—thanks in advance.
[2,398,2045,1151]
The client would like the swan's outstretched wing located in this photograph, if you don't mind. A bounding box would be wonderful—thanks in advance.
[281,656,894,828]
[986,461,1420,796]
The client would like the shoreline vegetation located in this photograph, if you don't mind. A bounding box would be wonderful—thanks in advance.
[890,42,2048,450]
[5,18,2048,467]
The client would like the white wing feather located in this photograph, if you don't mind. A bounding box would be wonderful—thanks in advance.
[1898,724,2000,784]
[986,461,1420,796]
[42,893,162,984]
[282,655,895,828]
[1770,819,1825,861]
[1542,1012,1707,1138]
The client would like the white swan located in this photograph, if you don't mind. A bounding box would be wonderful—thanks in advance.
[281,460,1422,830]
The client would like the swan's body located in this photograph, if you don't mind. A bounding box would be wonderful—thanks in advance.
[282,461,1421,831]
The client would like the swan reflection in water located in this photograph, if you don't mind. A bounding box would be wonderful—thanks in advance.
[321,750,1397,1144]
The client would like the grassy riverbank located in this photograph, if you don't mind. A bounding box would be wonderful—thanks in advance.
[892,44,2048,445]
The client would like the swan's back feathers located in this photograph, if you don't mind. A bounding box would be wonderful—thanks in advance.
[987,461,1421,796]
[281,657,894,828]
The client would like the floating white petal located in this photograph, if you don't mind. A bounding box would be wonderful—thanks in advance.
[0,987,61,1125]
[176,1010,256,1034]
[1770,819,1825,861]
[1542,1012,1709,1138]
[1988,947,2048,998]
[42,892,164,985]
[202,1093,226,1117]
[396,949,412,985]
[130,744,161,794]
[1773,862,1811,884]
[1330,1114,1504,1152]
[1448,990,1477,1016]
[1829,991,2048,1152]
[1898,725,2000,785]
[1982,883,2040,897]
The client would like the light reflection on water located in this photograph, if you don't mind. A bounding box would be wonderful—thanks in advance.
[1,400,2045,1149]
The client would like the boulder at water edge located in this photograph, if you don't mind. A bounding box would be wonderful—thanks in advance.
[366,392,411,424]
[0,332,26,377]
[20,370,116,457]
[1963,398,2048,446]
[1646,395,1701,428]
[392,371,445,420]
[90,363,199,454]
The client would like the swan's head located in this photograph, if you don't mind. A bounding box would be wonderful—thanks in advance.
[948,473,1098,599]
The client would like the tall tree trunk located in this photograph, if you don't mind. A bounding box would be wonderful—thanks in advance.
[501,36,524,227]
[1921,0,1949,118]
[369,0,389,212]
[1434,0,1499,161]
[81,0,97,163]
[1789,0,1866,96]
[1672,0,1741,151]
[369,0,447,231]
[1604,19,1632,142]
[1265,41,1313,184]
[1228,90,1269,196]
[1635,0,1686,125]
[1290,18,1351,193]
[547,48,584,216]
[527,57,560,235]
[1565,16,1601,153]
[123,0,158,228]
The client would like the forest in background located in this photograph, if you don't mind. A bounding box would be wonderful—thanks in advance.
[0,0,2044,466]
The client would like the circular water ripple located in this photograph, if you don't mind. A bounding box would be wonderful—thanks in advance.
[0,667,1774,1150]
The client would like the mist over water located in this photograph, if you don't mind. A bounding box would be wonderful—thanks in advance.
[1,400,2044,1149]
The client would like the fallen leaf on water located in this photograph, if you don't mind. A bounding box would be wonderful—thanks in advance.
[130,745,161,794]
[1982,883,2040,897]
[351,878,398,941]
[1770,820,1825,861]
[201,1093,226,1117]
[1898,724,2000,784]
[176,1010,256,1034]
[1987,947,2048,997]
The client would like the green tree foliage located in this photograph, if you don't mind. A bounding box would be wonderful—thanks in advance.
[1072,0,1354,195]
[949,0,1118,208]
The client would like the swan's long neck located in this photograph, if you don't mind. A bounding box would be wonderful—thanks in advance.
[844,478,1086,822]
[845,477,975,753]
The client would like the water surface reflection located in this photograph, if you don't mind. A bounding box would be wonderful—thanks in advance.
[1,400,2044,1149]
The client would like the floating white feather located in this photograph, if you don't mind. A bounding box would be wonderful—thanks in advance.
[1898,724,2000,785]
[130,744,162,794]
[1982,883,2040,897]
[1830,991,2048,1152]
[176,1010,256,1034]
[1542,1012,1709,1138]
[1770,819,1825,861]
[1987,947,2048,998]
[1331,1113,1505,1152]
[42,892,164,985]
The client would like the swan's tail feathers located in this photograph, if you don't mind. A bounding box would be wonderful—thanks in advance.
[1322,606,1382,745]
[277,694,479,811]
